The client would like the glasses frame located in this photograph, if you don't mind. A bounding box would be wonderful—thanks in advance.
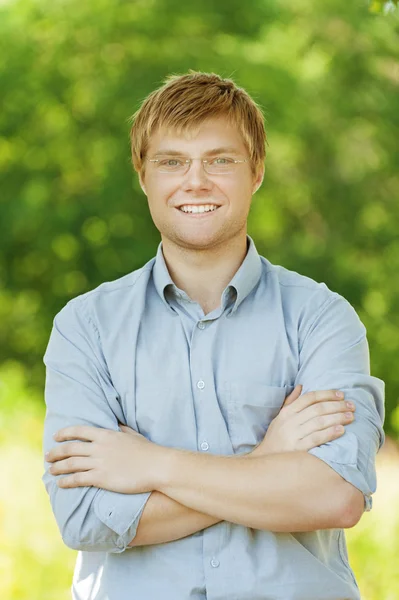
[147,156,248,175]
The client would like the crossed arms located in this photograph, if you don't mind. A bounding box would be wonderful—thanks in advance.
[42,296,385,552]
[46,388,364,548]
[126,392,362,546]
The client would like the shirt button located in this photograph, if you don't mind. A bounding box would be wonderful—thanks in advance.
[200,441,209,451]
[197,321,205,329]
[210,558,220,568]
[197,380,205,390]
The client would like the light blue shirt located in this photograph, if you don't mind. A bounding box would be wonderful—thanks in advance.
[42,235,385,600]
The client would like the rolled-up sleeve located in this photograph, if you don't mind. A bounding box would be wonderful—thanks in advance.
[42,298,151,552]
[296,293,385,512]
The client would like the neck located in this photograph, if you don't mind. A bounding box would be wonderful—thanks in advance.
[161,233,248,314]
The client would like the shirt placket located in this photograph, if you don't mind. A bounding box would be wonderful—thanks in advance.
[180,307,232,599]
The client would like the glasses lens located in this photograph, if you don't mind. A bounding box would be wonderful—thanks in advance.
[206,157,236,174]
[156,157,187,173]
[150,156,244,174]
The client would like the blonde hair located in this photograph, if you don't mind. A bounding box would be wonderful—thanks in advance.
[129,71,266,177]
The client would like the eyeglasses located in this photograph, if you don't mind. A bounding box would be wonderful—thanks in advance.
[147,155,248,175]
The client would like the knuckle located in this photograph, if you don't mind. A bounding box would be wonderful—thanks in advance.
[331,401,342,414]
[333,425,345,436]
[76,472,86,484]
[309,432,321,446]
[302,391,314,404]
[316,390,328,401]
[66,457,75,470]
[317,415,327,429]
[72,441,84,454]
[66,474,76,486]
[72,472,83,486]
[62,444,70,458]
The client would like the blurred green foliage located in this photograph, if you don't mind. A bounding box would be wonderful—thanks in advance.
[371,0,399,13]
[0,0,398,440]
[0,362,77,600]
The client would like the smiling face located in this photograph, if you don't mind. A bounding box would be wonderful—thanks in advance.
[139,116,264,252]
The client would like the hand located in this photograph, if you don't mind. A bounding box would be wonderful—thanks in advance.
[249,386,355,456]
[45,423,165,494]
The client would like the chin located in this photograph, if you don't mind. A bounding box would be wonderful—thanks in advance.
[167,231,223,250]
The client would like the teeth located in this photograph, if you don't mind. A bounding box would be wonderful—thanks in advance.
[179,205,219,213]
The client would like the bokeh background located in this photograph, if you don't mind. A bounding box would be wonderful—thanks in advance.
[1,0,398,598]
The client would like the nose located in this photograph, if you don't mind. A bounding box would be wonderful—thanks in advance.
[181,159,213,192]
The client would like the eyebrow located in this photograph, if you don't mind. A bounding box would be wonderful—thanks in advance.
[152,146,241,157]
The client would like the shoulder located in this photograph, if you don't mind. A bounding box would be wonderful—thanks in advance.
[261,257,338,308]
[259,257,363,339]
[54,258,155,327]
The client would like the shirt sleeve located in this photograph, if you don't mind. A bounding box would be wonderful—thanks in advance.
[296,292,385,512]
[42,297,152,553]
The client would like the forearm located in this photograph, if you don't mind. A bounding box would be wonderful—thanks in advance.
[128,491,221,547]
[158,449,358,532]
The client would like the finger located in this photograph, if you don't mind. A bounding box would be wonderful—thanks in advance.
[118,423,136,436]
[298,410,354,439]
[49,457,94,476]
[297,424,346,451]
[120,424,138,435]
[53,425,106,443]
[46,441,92,462]
[291,390,344,413]
[297,400,356,426]
[119,425,132,435]
[282,384,302,407]
[57,471,95,488]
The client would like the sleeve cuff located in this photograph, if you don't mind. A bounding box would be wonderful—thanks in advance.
[364,494,373,511]
[94,489,152,550]
[308,431,375,511]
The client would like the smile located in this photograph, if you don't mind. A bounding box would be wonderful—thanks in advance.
[177,204,221,215]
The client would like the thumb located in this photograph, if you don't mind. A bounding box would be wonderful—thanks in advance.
[119,423,138,435]
[282,384,302,407]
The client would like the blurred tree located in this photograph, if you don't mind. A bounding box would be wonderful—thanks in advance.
[371,0,398,13]
[0,0,398,436]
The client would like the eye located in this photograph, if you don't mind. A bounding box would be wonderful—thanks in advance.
[159,158,184,167]
[210,157,235,165]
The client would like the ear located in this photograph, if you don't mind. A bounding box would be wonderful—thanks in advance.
[252,165,265,195]
[138,172,147,195]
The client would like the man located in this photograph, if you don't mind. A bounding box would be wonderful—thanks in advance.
[42,71,385,600]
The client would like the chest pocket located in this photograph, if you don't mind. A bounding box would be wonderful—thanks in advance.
[226,382,292,454]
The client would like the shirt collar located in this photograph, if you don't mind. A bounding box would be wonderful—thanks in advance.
[227,235,262,315]
[152,235,262,315]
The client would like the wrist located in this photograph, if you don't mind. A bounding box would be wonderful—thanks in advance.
[245,442,271,458]
[153,445,178,492]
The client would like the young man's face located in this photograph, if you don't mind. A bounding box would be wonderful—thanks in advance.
[140,116,264,251]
